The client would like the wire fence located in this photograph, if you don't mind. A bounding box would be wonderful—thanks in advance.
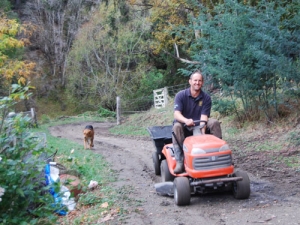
[120,83,189,114]
[6,108,38,126]
[120,96,153,114]
[167,83,189,97]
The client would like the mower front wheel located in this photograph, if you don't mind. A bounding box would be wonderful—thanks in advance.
[174,177,190,206]
[161,160,174,182]
[232,170,251,199]
[152,152,161,175]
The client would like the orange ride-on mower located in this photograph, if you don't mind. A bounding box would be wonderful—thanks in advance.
[147,121,250,206]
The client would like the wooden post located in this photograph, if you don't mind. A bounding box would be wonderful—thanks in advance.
[30,108,38,126]
[164,87,168,107]
[116,96,120,125]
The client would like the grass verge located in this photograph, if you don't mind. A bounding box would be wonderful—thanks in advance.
[33,116,124,224]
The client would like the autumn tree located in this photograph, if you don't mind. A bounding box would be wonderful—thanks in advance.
[15,0,101,108]
[66,0,156,111]
[130,0,223,85]
[148,0,224,58]
[0,12,36,97]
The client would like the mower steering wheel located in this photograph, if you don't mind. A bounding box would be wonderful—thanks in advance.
[193,120,207,126]
[184,120,207,132]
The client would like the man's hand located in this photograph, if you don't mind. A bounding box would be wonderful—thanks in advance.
[185,119,194,127]
[174,111,195,127]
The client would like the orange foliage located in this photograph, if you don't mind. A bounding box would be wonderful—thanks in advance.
[145,0,221,54]
[0,14,37,87]
[148,0,198,54]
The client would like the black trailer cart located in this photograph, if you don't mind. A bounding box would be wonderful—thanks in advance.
[147,125,173,175]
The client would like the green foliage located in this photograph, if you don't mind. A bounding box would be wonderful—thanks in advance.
[66,1,153,111]
[188,0,300,122]
[0,0,11,12]
[123,69,164,110]
[139,70,164,94]
[0,85,57,224]
[98,106,116,118]
[212,98,236,117]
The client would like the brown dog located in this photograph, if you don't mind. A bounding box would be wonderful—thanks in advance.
[83,125,94,149]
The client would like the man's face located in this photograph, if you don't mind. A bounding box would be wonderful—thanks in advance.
[189,72,203,92]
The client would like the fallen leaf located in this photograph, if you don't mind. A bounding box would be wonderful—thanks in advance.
[101,202,109,208]
[98,214,113,223]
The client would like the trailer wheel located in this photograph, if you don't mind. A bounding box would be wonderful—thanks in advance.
[152,152,161,175]
[232,170,250,199]
[161,160,174,182]
[174,177,190,206]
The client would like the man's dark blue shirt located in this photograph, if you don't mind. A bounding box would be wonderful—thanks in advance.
[174,88,211,122]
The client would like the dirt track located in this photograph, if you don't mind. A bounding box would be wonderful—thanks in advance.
[49,122,300,225]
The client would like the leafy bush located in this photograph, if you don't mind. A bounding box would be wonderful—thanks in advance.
[138,70,164,96]
[98,106,116,118]
[121,69,164,112]
[212,98,236,117]
[0,85,57,224]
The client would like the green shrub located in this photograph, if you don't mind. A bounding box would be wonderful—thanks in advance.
[212,98,236,117]
[0,85,58,224]
[98,106,116,118]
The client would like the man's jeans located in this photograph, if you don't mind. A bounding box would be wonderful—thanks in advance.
[172,119,222,163]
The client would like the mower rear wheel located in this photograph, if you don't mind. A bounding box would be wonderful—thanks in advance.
[232,170,251,199]
[152,152,161,175]
[174,177,190,206]
[161,160,174,182]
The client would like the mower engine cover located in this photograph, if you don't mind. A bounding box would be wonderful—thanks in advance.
[182,135,234,178]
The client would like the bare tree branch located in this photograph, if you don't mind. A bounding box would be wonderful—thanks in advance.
[163,43,201,64]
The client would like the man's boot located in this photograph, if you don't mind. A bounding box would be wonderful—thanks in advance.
[174,161,184,174]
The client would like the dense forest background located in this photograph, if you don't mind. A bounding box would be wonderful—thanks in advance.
[1,0,299,122]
